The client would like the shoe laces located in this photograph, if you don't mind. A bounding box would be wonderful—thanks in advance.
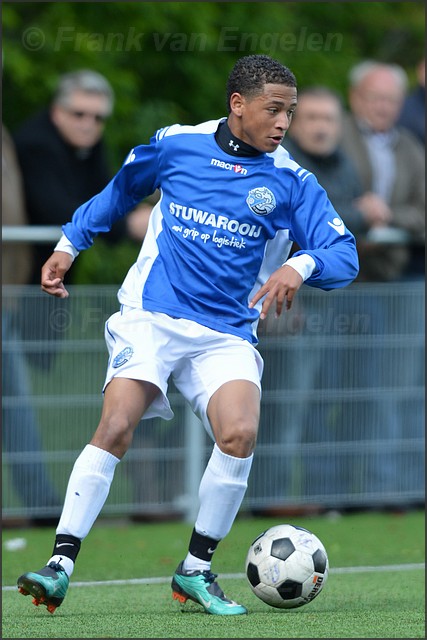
[47,561,64,572]
[201,571,230,601]
[201,570,217,584]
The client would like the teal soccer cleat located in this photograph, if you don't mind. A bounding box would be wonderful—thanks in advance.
[171,561,247,615]
[17,562,69,614]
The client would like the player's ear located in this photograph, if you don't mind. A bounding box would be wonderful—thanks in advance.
[229,92,245,117]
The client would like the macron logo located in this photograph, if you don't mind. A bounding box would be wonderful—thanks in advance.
[210,158,248,175]
[327,217,345,236]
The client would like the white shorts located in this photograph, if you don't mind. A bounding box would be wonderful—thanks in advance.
[103,307,264,439]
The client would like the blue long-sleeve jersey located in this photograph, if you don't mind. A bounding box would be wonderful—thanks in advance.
[63,118,359,344]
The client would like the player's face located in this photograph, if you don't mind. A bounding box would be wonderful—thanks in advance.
[50,90,110,149]
[229,83,298,153]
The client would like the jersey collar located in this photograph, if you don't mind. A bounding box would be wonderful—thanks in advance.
[215,119,262,157]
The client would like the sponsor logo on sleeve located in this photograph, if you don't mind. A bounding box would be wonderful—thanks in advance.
[327,217,345,235]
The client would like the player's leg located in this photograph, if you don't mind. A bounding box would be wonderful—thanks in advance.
[172,375,261,615]
[91,377,160,458]
[17,377,159,613]
[54,377,159,545]
[207,378,260,457]
[197,378,259,532]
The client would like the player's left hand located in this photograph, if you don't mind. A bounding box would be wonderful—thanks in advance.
[249,264,303,319]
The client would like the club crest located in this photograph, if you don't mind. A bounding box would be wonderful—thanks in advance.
[246,187,276,216]
[112,346,134,368]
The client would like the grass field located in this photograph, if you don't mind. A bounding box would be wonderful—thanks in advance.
[2,510,425,638]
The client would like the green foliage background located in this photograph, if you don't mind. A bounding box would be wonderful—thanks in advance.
[3,1,425,282]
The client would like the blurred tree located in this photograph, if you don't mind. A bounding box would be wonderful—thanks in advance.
[3,1,424,282]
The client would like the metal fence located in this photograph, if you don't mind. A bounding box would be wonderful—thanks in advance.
[2,281,425,522]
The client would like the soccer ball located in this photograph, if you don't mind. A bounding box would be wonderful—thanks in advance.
[245,523,329,609]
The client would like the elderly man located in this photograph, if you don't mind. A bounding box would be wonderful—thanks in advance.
[12,70,153,372]
[13,69,117,283]
[340,61,425,503]
[282,86,365,236]
[341,60,425,282]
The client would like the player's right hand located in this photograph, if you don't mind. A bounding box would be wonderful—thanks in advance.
[41,251,74,298]
[249,264,303,319]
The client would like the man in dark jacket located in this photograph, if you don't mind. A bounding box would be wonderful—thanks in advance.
[397,57,425,147]
[13,69,117,283]
[282,86,365,236]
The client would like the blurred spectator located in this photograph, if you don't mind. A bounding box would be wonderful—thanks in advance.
[397,57,425,146]
[259,75,424,508]
[282,86,365,235]
[341,60,425,282]
[254,87,366,507]
[13,69,119,284]
[12,69,151,369]
[2,124,61,524]
[13,69,152,282]
[340,61,425,500]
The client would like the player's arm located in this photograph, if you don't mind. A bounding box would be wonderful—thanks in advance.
[249,176,359,318]
[40,138,161,297]
[289,176,359,290]
[61,140,160,252]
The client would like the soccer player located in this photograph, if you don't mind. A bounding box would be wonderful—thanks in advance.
[17,54,359,616]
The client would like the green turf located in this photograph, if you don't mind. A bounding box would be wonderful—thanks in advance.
[2,511,425,638]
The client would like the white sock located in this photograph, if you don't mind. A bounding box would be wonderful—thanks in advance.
[183,552,211,573]
[195,443,253,541]
[55,444,120,541]
[47,554,75,578]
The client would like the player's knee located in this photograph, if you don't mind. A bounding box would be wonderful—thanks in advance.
[217,423,257,458]
[93,414,136,457]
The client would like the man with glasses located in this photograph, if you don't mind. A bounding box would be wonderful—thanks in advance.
[13,69,116,285]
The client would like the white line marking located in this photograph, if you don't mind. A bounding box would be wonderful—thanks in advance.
[3,563,424,591]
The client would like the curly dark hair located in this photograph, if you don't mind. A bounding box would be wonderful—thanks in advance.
[226,54,297,113]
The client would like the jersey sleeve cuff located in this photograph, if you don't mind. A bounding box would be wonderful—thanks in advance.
[54,233,80,260]
[283,254,317,281]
